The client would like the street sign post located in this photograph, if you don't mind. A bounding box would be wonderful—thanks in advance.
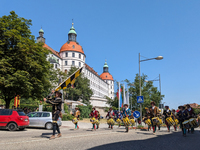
[137,96,144,103]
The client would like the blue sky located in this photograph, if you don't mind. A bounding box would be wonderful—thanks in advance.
[1,0,200,109]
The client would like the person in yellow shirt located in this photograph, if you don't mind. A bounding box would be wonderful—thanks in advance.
[74,107,81,130]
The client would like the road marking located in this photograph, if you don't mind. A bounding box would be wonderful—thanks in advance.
[0,131,119,145]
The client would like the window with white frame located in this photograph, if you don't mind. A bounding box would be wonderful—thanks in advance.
[72,53,75,57]
[66,52,68,57]
[72,61,75,66]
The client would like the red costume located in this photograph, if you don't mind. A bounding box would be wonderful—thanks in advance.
[90,110,98,119]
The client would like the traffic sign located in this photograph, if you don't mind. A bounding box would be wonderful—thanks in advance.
[133,111,140,118]
[137,96,144,103]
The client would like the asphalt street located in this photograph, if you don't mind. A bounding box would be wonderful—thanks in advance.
[0,126,200,150]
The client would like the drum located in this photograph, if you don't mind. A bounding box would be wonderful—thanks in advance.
[90,117,97,124]
[116,118,122,124]
[95,119,100,125]
[174,119,179,126]
[152,117,159,125]
[182,120,191,129]
[130,119,135,125]
[157,118,163,126]
[145,119,152,126]
[107,118,115,125]
[189,118,199,128]
[72,118,78,124]
[166,117,175,126]
[123,117,131,127]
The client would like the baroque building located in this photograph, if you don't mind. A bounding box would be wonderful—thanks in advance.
[36,23,114,110]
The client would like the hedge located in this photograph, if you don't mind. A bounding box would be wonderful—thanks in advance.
[77,105,92,118]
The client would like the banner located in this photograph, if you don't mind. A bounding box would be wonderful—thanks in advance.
[14,95,20,107]
[55,66,83,91]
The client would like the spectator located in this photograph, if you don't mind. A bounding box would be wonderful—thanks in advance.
[36,108,39,112]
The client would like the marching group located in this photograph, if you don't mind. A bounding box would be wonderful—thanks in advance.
[43,90,200,140]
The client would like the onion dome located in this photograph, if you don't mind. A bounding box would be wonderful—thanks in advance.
[100,61,113,80]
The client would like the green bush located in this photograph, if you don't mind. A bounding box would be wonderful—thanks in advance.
[62,114,74,121]
[78,105,92,118]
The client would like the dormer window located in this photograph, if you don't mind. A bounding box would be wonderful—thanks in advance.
[73,45,75,49]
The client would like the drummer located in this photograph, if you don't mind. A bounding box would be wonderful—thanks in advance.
[150,101,159,135]
[163,106,171,132]
[172,109,177,131]
[177,105,188,137]
[186,104,196,133]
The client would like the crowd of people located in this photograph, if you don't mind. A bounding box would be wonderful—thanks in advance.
[11,105,39,114]
[6,88,196,140]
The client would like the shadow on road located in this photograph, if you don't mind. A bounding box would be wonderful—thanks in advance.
[88,130,200,150]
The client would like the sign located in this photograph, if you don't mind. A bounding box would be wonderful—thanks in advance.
[133,111,140,118]
[137,96,144,103]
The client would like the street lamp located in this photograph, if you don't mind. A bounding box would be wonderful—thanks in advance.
[145,74,161,102]
[139,53,163,121]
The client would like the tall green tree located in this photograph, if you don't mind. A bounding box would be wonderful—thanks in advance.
[0,11,57,108]
[64,66,93,105]
[125,74,164,112]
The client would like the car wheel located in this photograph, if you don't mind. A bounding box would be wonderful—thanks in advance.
[45,122,53,130]
[7,123,17,131]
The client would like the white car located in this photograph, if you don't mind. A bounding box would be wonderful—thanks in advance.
[27,111,62,130]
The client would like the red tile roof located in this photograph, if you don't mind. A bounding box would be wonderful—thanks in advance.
[85,64,99,77]
[43,43,61,58]
[184,103,200,109]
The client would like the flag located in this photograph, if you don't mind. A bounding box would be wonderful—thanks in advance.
[123,84,126,105]
[14,95,20,107]
[126,88,129,108]
[117,83,123,108]
[55,66,83,91]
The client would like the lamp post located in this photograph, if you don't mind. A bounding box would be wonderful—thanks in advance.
[139,53,163,122]
[145,74,161,102]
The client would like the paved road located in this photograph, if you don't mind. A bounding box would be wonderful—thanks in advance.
[0,126,200,150]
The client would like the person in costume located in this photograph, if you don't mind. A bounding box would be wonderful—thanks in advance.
[172,109,177,131]
[150,101,159,134]
[177,105,188,137]
[89,107,98,130]
[96,111,100,129]
[44,90,62,140]
[122,104,131,132]
[198,113,200,127]
[156,109,162,130]
[106,107,115,129]
[74,107,80,130]
[116,111,122,127]
[143,107,152,131]
[130,111,135,129]
[186,104,196,133]
[163,106,171,132]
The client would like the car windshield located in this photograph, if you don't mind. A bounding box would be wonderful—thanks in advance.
[17,111,26,116]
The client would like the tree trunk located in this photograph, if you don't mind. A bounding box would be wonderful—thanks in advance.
[5,99,11,109]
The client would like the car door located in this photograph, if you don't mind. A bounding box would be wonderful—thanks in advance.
[41,112,51,127]
[27,112,38,126]
[35,112,43,127]
[0,109,12,127]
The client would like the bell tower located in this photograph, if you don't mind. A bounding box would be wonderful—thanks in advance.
[37,28,45,43]
[68,22,77,42]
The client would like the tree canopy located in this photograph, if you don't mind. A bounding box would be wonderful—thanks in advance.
[63,66,93,105]
[107,74,164,113]
[0,11,61,108]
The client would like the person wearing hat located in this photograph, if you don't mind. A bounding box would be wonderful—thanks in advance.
[172,109,177,131]
[74,107,81,130]
[163,106,172,132]
[44,90,62,140]
[122,104,131,132]
[177,105,188,137]
[143,107,152,131]
[106,107,115,129]
[150,101,159,134]
[89,107,98,130]
[186,104,195,133]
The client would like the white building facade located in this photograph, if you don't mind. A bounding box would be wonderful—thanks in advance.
[36,24,114,109]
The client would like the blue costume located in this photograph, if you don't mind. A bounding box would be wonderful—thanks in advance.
[123,108,131,117]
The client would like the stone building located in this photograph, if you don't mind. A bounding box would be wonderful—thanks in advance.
[36,23,114,112]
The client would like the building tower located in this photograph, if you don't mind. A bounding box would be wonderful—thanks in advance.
[37,28,45,43]
[100,61,114,99]
[59,23,86,73]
